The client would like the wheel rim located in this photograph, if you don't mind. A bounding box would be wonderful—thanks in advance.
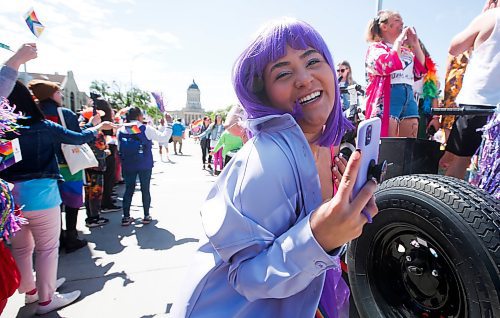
[369,224,466,317]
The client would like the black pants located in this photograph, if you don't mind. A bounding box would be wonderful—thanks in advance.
[62,205,79,238]
[200,138,212,164]
[102,144,117,206]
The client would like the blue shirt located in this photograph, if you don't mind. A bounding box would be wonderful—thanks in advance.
[173,114,344,318]
[172,122,186,137]
[11,178,61,211]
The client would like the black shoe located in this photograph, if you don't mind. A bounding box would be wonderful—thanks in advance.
[64,238,88,254]
[121,216,134,226]
[85,217,110,228]
[207,164,212,170]
[101,204,122,213]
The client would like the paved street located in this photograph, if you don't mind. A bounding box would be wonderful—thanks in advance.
[4,139,215,317]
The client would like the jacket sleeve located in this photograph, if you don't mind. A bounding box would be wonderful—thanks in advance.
[0,65,17,98]
[144,124,172,143]
[365,43,404,76]
[62,109,83,133]
[201,138,341,301]
[48,121,97,145]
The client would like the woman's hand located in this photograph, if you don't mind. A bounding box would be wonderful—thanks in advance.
[89,113,102,126]
[393,27,409,56]
[96,121,116,131]
[310,150,378,252]
[405,27,419,47]
[331,153,348,188]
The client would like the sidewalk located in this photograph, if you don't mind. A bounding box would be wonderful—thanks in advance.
[4,139,215,317]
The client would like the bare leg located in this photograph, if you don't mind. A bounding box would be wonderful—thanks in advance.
[399,118,419,138]
[439,151,456,170]
[443,128,451,144]
[445,155,471,180]
[388,117,399,137]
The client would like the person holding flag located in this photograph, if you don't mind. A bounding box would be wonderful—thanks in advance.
[0,43,38,97]
[117,107,173,226]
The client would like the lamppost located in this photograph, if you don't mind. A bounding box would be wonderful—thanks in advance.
[129,52,144,89]
[376,0,383,13]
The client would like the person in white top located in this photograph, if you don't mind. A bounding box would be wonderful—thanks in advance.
[441,3,499,179]
[157,114,171,161]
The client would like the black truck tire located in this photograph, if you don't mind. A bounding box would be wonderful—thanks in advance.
[347,174,499,318]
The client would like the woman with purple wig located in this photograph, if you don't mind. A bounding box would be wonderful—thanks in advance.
[173,18,377,318]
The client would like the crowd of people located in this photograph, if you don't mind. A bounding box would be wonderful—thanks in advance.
[0,1,498,317]
[0,45,175,314]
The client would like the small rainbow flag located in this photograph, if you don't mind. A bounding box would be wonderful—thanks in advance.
[190,118,204,133]
[0,138,22,171]
[124,125,141,134]
[24,8,45,38]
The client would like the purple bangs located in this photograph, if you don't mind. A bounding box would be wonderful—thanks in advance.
[232,18,353,147]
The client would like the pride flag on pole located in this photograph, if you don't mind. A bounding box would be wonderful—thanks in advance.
[190,118,204,134]
[151,92,165,113]
[24,8,45,38]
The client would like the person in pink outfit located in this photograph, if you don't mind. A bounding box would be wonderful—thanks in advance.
[1,82,115,315]
[364,10,427,137]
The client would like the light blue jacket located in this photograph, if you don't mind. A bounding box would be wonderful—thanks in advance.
[173,114,344,318]
[0,65,17,97]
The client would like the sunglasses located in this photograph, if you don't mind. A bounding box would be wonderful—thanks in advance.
[337,69,347,73]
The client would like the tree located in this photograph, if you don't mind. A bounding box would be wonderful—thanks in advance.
[205,104,238,120]
[89,80,152,110]
[145,105,163,121]
[89,80,111,100]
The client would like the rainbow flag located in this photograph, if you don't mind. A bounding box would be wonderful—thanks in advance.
[124,125,141,134]
[0,138,22,171]
[24,8,45,38]
[190,118,204,134]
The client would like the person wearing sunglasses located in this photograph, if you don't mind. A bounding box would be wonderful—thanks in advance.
[336,61,357,111]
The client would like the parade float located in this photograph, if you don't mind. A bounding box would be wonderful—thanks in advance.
[344,104,499,317]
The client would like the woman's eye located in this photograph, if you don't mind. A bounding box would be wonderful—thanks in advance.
[275,72,290,80]
[307,58,320,67]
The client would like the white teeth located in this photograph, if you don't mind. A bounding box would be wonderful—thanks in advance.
[299,91,321,104]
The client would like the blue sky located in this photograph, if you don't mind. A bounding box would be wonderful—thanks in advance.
[0,0,484,111]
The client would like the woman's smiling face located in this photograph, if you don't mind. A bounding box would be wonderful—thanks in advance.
[263,45,336,134]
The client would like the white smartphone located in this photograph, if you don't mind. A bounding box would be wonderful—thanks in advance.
[352,117,382,198]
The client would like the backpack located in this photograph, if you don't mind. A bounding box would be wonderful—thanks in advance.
[118,125,153,171]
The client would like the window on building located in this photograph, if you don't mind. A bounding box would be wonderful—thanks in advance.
[70,92,75,110]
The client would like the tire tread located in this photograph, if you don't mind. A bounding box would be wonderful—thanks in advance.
[378,174,500,266]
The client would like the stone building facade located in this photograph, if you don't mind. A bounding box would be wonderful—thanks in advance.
[167,80,205,124]
[21,71,87,112]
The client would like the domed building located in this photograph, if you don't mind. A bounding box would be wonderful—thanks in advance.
[168,80,205,124]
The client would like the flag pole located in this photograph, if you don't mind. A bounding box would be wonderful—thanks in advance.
[376,0,383,13]
[0,42,26,77]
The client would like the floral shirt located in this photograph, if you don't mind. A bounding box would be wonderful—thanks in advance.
[88,132,107,172]
[365,42,427,136]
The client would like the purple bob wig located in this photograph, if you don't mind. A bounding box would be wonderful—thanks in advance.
[232,18,353,147]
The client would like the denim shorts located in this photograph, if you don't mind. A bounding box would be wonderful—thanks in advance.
[389,84,419,121]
